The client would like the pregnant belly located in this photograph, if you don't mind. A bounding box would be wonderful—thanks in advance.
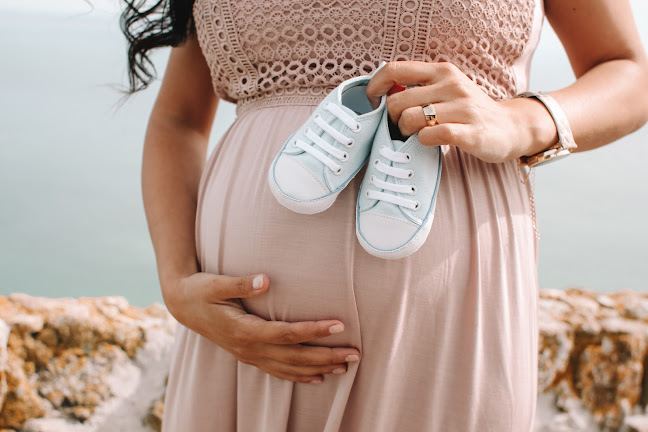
[194,105,475,349]
[195,106,372,346]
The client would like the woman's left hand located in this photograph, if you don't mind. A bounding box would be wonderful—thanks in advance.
[366,61,540,164]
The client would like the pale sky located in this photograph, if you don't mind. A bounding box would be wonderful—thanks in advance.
[1,0,647,21]
[0,0,646,296]
[0,0,122,15]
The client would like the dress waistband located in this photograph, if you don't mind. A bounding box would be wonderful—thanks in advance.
[235,94,328,117]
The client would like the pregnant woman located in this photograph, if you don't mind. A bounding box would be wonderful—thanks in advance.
[121,0,648,430]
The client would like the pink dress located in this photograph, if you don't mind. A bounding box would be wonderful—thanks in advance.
[163,1,544,430]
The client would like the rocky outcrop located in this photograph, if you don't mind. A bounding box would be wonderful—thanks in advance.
[0,294,174,432]
[536,288,648,432]
[3,289,648,431]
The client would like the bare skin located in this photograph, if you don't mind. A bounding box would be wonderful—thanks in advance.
[366,0,648,162]
[143,0,647,383]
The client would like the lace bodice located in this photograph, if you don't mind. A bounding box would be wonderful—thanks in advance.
[193,0,542,114]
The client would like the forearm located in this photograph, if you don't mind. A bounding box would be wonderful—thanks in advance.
[142,113,211,301]
[551,59,648,152]
[504,58,648,160]
[506,0,648,159]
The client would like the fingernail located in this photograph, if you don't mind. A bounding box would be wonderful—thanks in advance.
[332,368,346,375]
[328,324,344,335]
[252,275,264,290]
[345,355,360,362]
[310,379,322,384]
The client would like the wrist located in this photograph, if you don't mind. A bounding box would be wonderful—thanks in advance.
[158,262,197,322]
[160,275,189,323]
[502,96,559,159]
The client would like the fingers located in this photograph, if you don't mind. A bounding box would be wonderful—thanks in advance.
[418,123,472,151]
[396,102,447,137]
[367,61,460,107]
[386,84,444,124]
[392,85,484,136]
[263,343,361,367]
[193,273,269,303]
[261,358,349,383]
[232,317,361,384]
[240,314,349,345]
[255,366,324,384]
[366,61,478,137]
[252,345,360,384]
[180,272,365,385]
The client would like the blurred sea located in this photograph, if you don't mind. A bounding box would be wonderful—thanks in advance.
[0,7,646,307]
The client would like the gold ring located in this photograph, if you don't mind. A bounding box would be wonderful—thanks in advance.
[422,104,438,127]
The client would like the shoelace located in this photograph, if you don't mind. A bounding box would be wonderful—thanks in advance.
[293,102,361,175]
[366,145,420,210]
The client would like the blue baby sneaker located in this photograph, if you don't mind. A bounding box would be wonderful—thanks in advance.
[356,109,442,259]
[268,74,386,214]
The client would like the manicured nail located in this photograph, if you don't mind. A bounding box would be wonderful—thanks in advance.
[328,324,344,335]
[310,379,322,384]
[252,275,264,290]
[332,368,346,375]
[345,355,360,362]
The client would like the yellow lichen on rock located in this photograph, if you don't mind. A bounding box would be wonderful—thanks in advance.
[0,294,175,431]
[3,290,648,431]
[538,288,648,431]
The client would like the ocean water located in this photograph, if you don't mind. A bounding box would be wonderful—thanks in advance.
[0,6,646,307]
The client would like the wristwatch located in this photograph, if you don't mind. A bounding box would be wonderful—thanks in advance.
[517,91,577,167]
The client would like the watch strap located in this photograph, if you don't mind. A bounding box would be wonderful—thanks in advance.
[518,91,577,151]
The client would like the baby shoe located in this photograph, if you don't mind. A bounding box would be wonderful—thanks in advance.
[268,74,386,214]
[356,109,442,260]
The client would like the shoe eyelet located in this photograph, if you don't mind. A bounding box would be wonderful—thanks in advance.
[292,139,298,147]
[353,123,362,133]
[333,166,343,176]
[340,152,349,162]
[414,201,420,210]
[366,190,371,198]
[346,139,355,148]
[373,159,380,166]
[305,127,312,134]
[407,170,414,179]
[313,114,321,120]
[409,185,417,195]
[370,175,376,184]
[404,153,412,163]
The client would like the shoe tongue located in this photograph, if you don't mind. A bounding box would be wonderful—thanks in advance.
[322,116,344,146]
[392,139,406,152]
[371,136,416,219]
[317,114,344,187]
[372,198,408,220]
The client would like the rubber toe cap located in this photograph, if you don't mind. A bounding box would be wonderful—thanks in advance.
[358,212,419,251]
[273,154,329,200]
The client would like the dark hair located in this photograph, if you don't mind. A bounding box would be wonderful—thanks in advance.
[120,0,195,94]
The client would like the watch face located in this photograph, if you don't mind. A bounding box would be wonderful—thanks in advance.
[529,149,571,167]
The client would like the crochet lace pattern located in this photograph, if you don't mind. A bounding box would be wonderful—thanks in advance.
[193,0,536,114]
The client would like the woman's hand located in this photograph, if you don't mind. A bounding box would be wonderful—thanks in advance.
[366,61,556,163]
[162,272,361,384]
